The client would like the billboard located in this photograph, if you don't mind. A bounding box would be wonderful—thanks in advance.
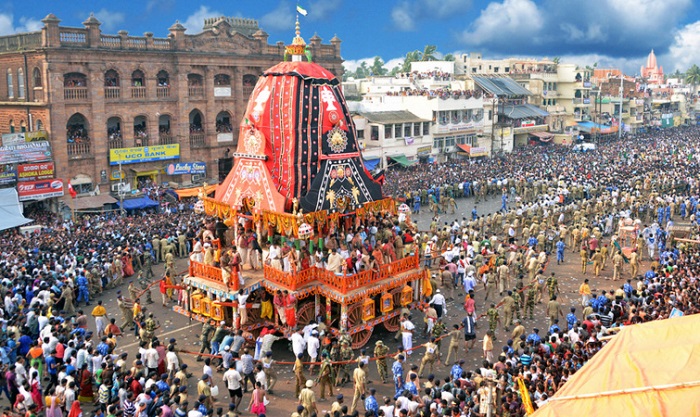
[1,131,49,145]
[17,178,64,201]
[2,133,25,146]
[109,144,180,165]
[0,141,52,164]
[166,162,206,175]
[17,162,55,181]
[0,166,16,184]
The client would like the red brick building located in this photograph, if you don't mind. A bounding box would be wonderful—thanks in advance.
[0,13,342,195]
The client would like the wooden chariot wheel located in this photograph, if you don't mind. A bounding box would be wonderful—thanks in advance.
[382,287,405,332]
[346,302,374,349]
[296,301,316,327]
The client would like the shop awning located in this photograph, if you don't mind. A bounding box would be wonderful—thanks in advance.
[62,193,117,210]
[130,168,161,176]
[502,103,549,119]
[456,144,472,153]
[118,196,159,210]
[530,131,554,142]
[0,188,32,231]
[362,157,381,171]
[387,154,416,167]
[174,184,217,199]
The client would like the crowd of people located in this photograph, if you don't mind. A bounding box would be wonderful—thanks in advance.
[67,125,89,144]
[394,71,453,82]
[2,125,700,417]
[385,89,481,100]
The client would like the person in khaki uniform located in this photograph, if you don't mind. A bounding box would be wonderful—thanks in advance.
[546,295,563,327]
[418,338,438,377]
[373,341,389,383]
[612,251,624,281]
[600,244,610,268]
[591,248,603,277]
[629,249,639,278]
[580,247,589,274]
[349,362,367,414]
[293,353,306,398]
[317,352,333,401]
[298,380,318,417]
[501,291,515,330]
[152,235,161,263]
[445,324,462,364]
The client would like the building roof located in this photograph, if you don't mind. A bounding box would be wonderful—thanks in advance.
[501,103,549,119]
[360,111,428,124]
[472,76,532,97]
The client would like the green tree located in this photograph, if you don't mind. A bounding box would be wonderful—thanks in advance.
[401,50,422,72]
[355,61,370,79]
[443,53,455,62]
[421,44,437,61]
[686,64,700,92]
[552,57,560,64]
[370,56,388,76]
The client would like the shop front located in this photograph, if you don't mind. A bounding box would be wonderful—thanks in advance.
[109,144,180,189]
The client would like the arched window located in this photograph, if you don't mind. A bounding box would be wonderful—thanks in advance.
[107,116,122,139]
[17,68,25,99]
[35,119,43,131]
[20,120,26,133]
[189,109,204,133]
[216,111,232,133]
[67,113,89,143]
[158,114,173,144]
[187,74,204,97]
[242,74,257,97]
[134,115,148,146]
[6,69,13,98]
[214,74,230,86]
[131,70,144,86]
[9,119,14,133]
[157,70,169,86]
[104,70,120,87]
[33,67,42,87]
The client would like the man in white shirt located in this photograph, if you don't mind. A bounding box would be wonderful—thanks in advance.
[145,344,159,374]
[326,249,343,273]
[401,315,415,356]
[428,289,447,318]
[166,345,180,379]
[306,331,320,372]
[223,363,242,411]
[291,329,306,359]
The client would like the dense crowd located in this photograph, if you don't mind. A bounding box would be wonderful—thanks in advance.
[2,126,700,417]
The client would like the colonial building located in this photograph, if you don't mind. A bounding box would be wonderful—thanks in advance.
[0,13,342,199]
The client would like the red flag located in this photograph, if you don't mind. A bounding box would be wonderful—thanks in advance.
[68,183,77,199]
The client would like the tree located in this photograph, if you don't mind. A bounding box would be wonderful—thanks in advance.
[370,56,388,76]
[355,61,370,79]
[401,50,422,73]
[686,64,700,92]
[552,57,560,64]
[421,45,437,61]
[443,53,455,62]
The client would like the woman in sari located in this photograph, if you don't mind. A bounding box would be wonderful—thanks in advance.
[29,371,43,411]
[67,401,82,417]
[77,364,93,404]
[44,388,63,417]
[14,394,28,415]
[122,251,134,278]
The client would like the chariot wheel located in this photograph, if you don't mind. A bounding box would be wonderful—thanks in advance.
[347,302,374,349]
[296,301,316,327]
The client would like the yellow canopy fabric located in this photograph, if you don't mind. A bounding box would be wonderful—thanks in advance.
[175,184,217,199]
[533,313,700,417]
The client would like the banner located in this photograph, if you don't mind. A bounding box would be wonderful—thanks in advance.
[0,141,52,164]
[25,131,49,142]
[166,162,206,175]
[17,178,64,201]
[109,144,180,165]
[470,146,488,157]
[18,162,55,181]
[2,133,25,146]
[0,166,16,184]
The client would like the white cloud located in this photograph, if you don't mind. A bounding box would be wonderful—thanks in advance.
[391,0,472,32]
[0,13,42,36]
[461,0,542,45]
[665,21,700,72]
[94,9,125,32]
[182,6,223,34]
[307,0,342,21]
[146,0,175,13]
[260,1,295,32]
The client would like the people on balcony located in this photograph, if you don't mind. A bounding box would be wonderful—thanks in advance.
[216,121,233,133]
[67,125,89,143]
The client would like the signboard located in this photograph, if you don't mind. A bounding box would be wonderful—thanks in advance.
[18,162,55,181]
[25,131,49,142]
[217,133,234,143]
[214,87,231,97]
[17,178,64,201]
[166,162,206,175]
[0,141,52,164]
[109,144,180,165]
[521,120,536,128]
[417,145,432,156]
[2,133,25,146]
[0,166,16,184]
[470,146,488,157]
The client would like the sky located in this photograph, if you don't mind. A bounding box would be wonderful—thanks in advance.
[2,0,700,75]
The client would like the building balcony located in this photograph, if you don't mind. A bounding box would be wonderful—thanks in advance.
[158,134,175,145]
[67,142,91,157]
[156,86,170,98]
[189,133,206,148]
[188,86,204,98]
[134,136,149,147]
[108,138,124,149]
[104,87,120,100]
[577,80,593,89]
[64,87,88,101]
[131,86,146,99]
[574,112,592,122]
[573,97,592,106]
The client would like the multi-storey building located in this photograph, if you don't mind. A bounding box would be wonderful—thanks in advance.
[0,13,342,203]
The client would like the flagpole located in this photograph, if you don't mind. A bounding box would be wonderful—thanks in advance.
[71,190,76,223]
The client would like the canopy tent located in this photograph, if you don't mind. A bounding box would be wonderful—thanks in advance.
[502,104,550,119]
[387,154,416,167]
[362,157,381,171]
[117,196,159,211]
[532,313,700,417]
[0,188,32,231]
[61,193,117,210]
[456,144,488,157]
[175,184,217,199]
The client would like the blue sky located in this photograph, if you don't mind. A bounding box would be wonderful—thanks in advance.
[2,0,700,74]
